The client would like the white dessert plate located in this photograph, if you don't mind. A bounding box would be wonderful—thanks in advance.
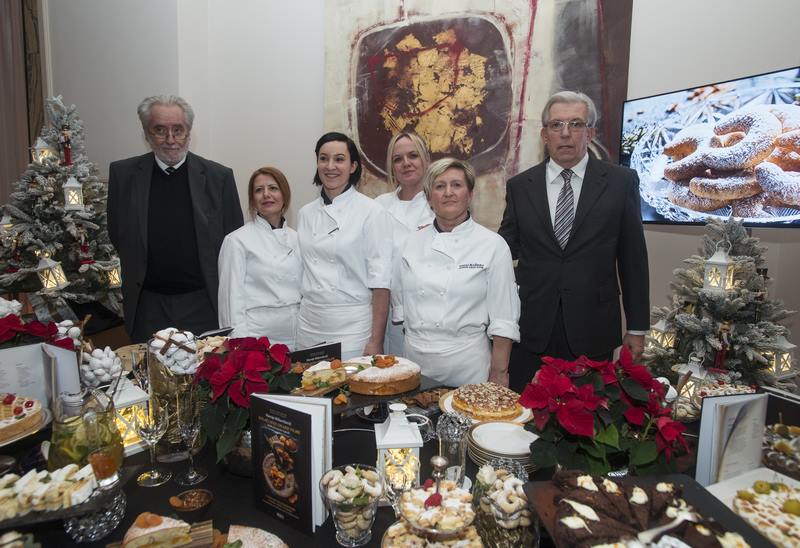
[0,408,52,449]
[470,421,537,455]
[706,466,800,509]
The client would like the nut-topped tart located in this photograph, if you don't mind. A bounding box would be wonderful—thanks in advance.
[451,383,522,421]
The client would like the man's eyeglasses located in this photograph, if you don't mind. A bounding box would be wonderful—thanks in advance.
[545,120,591,133]
[149,125,188,140]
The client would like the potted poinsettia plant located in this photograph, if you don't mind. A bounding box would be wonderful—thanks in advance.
[195,337,299,462]
[520,347,688,475]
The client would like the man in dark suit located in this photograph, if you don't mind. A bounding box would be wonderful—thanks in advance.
[499,91,649,393]
[107,95,243,343]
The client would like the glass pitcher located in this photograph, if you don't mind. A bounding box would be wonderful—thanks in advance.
[48,389,124,482]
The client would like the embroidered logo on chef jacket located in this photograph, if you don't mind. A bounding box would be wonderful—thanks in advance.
[458,263,485,270]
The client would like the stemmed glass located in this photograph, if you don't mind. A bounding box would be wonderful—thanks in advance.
[134,402,171,487]
[383,468,408,517]
[174,389,206,485]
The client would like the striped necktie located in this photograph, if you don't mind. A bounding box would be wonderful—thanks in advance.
[165,166,177,175]
[553,169,574,249]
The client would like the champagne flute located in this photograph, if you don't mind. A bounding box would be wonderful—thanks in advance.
[134,402,171,487]
[383,468,408,517]
[174,391,207,485]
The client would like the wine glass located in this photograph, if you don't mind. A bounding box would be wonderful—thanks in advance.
[383,468,408,517]
[174,391,207,485]
[134,402,171,487]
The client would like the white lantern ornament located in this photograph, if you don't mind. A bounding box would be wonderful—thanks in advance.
[36,252,69,290]
[763,335,797,379]
[107,262,122,288]
[648,319,676,349]
[374,403,423,490]
[703,242,735,293]
[30,137,56,164]
[63,176,84,211]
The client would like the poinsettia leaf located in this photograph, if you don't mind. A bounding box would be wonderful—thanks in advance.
[630,440,658,466]
[595,423,620,449]
[556,440,587,471]
[530,439,557,469]
[605,383,621,400]
[635,455,677,476]
[573,375,594,387]
[597,407,613,427]
[215,407,250,462]
[620,378,650,403]
[610,400,627,422]
[586,455,610,476]
[200,403,227,441]
[578,441,605,459]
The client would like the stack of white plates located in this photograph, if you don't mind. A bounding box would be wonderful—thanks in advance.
[466,421,537,473]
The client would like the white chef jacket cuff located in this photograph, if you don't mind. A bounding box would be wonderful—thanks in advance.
[626,330,648,336]
[366,259,391,289]
[391,305,404,324]
[487,320,520,342]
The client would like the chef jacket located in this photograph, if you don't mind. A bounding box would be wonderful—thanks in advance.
[375,188,434,354]
[217,215,302,347]
[393,217,520,383]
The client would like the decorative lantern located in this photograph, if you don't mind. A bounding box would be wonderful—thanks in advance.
[0,215,13,246]
[703,243,735,293]
[113,377,150,456]
[62,176,84,211]
[30,137,56,164]
[36,253,69,290]
[107,262,122,288]
[763,335,797,379]
[648,319,676,349]
[375,403,423,489]
[673,354,707,402]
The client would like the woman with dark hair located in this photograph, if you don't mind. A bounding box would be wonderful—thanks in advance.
[296,132,393,359]
[376,131,434,354]
[393,158,520,386]
[218,166,302,347]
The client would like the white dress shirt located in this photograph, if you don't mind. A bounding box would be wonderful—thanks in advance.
[154,154,187,173]
[217,215,302,347]
[545,154,589,228]
[393,217,520,385]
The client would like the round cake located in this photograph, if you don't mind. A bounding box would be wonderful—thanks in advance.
[346,355,421,396]
[451,383,522,421]
[0,394,43,444]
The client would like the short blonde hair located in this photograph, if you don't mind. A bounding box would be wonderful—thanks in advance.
[385,132,431,187]
[423,158,476,199]
[247,167,291,219]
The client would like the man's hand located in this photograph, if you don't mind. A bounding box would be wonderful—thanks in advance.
[363,339,383,356]
[488,369,509,388]
[623,333,645,362]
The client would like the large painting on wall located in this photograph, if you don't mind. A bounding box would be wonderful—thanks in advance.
[324,0,633,230]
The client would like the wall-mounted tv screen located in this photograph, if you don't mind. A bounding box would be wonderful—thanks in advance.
[620,66,800,226]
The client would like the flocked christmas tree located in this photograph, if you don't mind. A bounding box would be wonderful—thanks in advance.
[0,96,122,316]
[644,218,795,387]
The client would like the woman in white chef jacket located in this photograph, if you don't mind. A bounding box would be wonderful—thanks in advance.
[296,132,393,359]
[392,158,520,387]
[217,167,302,348]
[376,131,434,355]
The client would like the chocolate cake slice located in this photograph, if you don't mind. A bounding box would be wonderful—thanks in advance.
[553,504,597,545]
[558,498,637,538]
[625,484,652,530]
[599,477,638,527]
[650,481,682,516]
[553,470,600,492]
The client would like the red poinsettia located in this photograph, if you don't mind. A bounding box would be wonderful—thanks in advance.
[0,315,25,343]
[521,346,688,475]
[0,313,70,347]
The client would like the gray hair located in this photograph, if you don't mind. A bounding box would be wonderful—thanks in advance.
[423,157,476,199]
[541,91,598,128]
[137,95,195,130]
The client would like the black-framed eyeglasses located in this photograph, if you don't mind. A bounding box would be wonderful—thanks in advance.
[149,125,188,140]
[545,120,591,132]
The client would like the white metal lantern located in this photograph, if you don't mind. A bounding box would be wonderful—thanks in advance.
[673,354,707,402]
[30,137,56,164]
[113,378,150,456]
[375,403,423,489]
[107,262,122,288]
[0,215,13,246]
[703,245,735,293]
[764,335,797,379]
[648,319,676,349]
[36,254,69,290]
[62,176,84,211]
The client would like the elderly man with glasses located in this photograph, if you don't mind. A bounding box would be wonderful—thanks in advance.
[499,91,650,392]
[107,95,243,343]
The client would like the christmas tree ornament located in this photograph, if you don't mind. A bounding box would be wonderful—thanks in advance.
[703,242,735,293]
[107,262,122,289]
[77,227,94,265]
[59,124,73,166]
[30,137,56,164]
[763,335,797,379]
[714,321,732,369]
[62,176,84,211]
[648,318,676,349]
[36,252,69,290]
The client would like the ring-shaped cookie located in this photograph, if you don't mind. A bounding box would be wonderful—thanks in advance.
[667,181,730,212]
[689,169,761,200]
[755,162,800,206]
[702,109,782,170]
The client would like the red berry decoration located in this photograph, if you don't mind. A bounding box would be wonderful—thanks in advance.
[13,407,22,415]
[23,400,33,408]
[424,493,442,508]
[423,478,434,489]
[3,394,15,405]
[717,380,725,385]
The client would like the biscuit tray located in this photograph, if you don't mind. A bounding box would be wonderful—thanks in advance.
[0,466,136,530]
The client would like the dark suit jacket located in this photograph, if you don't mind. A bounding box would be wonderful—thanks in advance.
[106,151,244,336]
[498,157,649,357]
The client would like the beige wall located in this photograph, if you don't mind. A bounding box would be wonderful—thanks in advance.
[45,0,800,334]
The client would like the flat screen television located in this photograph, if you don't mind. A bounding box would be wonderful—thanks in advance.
[620,66,800,226]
